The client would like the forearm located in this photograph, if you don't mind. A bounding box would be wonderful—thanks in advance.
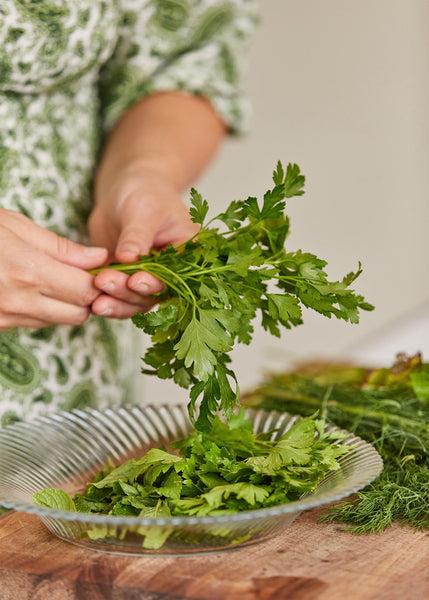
[95,91,226,196]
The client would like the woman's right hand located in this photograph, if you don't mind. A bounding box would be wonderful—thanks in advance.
[0,208,108,331]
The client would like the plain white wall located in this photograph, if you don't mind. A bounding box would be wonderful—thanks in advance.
[141,0,429,404]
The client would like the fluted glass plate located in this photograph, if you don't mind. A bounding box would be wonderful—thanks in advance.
[0,404,383,556]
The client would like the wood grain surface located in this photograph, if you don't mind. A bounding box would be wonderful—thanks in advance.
[0,507,427,600]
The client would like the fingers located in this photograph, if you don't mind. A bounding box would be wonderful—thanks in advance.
[128,271,164,295]
[95,269,164,298]
[92,269,160,318]
[115,212,198,263]
[89,173,199,322]
[91,294,156,319]
[1,208,108,269]
[0,224,101,329]
[20,252,101,307]
[0,297,91,331]
[33,300,91,327]
[0,316,52,332]
[0,272,95,328]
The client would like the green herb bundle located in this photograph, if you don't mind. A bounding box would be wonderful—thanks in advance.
[33,411,350,546]
[242,354,429,532]
[93,162,373,431]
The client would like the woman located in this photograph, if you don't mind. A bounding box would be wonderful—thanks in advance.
[0,0,258,425]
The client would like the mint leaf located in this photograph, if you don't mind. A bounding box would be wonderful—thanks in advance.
[33,488,76,512]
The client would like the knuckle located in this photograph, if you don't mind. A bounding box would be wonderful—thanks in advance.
[14,264,38,287]
[79,287,99,307]
[0,296,15,316]
[0,293,29,317]
[7,297,25,316]
[67,308,90,327]
[55,233,72,259]
[0,313,15,330]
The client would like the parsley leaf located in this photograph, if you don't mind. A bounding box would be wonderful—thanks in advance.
[189,188,209,225]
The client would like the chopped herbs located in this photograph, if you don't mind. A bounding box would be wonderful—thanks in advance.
[33,412,350,523]
[243,353,429,532]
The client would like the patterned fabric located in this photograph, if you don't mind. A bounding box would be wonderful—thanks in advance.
[0,0,258,426]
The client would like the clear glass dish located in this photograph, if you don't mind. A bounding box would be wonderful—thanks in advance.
[0,404,383,556]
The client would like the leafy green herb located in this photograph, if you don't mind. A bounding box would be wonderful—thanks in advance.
[243,353,429,532]
[91,162,373,431]
[32,488,76,512]
[33,412,350,548]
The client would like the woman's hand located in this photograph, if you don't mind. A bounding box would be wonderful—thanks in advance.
[88,91,225,320]
[88,166,199,319]
[0,208,107,331]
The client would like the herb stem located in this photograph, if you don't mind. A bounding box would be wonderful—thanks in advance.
[256,389,423,431]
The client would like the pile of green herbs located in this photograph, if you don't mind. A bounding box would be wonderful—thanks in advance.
[243,353,429,533]
[33,411,350,528]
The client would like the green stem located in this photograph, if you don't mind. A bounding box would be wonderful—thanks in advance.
[92,262,197,307]
[257,389,423,431]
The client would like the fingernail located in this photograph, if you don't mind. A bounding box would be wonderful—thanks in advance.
[117,243,139,255]
[100,307,113,316]
[84,246,106,257]
[103,281,116,292]
[132,281,148,294]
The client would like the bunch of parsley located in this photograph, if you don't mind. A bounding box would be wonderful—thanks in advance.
[94,162,373,431]
[243,354,429,532]
[33,412,350,548]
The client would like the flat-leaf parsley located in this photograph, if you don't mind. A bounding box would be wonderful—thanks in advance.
[92,162,373,430]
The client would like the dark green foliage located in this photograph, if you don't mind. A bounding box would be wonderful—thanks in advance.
[243,354,429,532]
[33,412,350,524]
[92,162,372,430]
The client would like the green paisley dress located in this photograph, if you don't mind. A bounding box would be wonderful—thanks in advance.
[0,0,258,427]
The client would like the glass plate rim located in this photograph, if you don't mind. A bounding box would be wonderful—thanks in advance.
[0,403,384,526]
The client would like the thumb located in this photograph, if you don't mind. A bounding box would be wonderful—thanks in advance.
[115,223,153,263]
[114,202,156,262]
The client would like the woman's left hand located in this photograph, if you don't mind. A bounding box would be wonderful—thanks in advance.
[88,166,199,319]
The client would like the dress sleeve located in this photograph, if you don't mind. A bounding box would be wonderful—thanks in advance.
[98,0,259,134]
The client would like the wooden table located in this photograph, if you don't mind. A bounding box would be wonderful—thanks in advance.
[0,507,427,600]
